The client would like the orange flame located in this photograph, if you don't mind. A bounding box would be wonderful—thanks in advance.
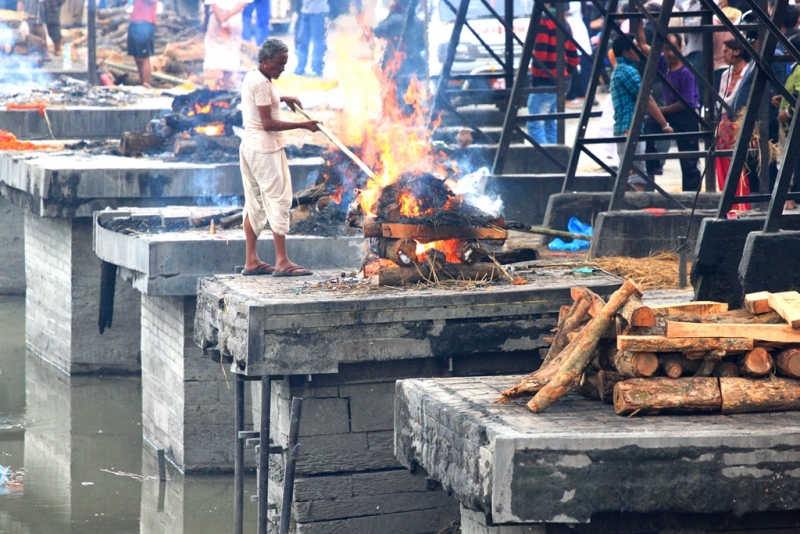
[331,185,346,205]
[398,190,422,218]
[194,123,226,136]
[331,22,452,218]
[415,239,462,263]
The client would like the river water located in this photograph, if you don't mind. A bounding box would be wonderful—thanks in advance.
[0,295,257,533]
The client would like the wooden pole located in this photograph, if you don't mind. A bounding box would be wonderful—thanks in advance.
[294,107,377,178]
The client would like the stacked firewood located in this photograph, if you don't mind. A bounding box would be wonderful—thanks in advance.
[497,284,800,416]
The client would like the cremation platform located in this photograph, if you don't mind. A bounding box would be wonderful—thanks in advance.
[0,100,170,140]
[395,376,800,528]
[195,267,622,533]
[0,149,321,374]
[93,206,362,472]
[95,207,365,296]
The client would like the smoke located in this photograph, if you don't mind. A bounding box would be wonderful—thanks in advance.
[450,167,504,217]
[190,171,242,208]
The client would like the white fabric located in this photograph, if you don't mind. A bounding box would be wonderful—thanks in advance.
[203,0,251,72]
[241,69,286,153]
[567,2,591,56]
[240,144,293,236]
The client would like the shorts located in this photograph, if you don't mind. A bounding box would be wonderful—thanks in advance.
[127,21,155,59]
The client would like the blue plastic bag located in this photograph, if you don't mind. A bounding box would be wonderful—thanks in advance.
[548,217,592,251]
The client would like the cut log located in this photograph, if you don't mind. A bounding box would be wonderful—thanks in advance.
[528,280,640,413]
[571,287,606,317]
[713,361,740,378]
[739,347,774,378]
[719,377,800,414]
[120,132,165,156]
[614,377,722,416]
[619,294,656,327]
[744,291,772,315]
[381,221,508,241]
[617,335,753,353]
[694,349,725,377]
[541,294,592,366]
[456,240,488,265]
[362,217,383,238]
[189,209,241,228]
[373,238,417,266]
[291,182,326,208]
[220,211,244,229]
[767,291,800,329]
[650,301,728,317]
[364,257,501,286]
[660,353,702,378]
[558,305,572,323]
[576,373,600,401]
[666,321,800,343]
[597,370,624,403]
[667,309,785,325]
[775,348,800,379]
[613,350,659,378]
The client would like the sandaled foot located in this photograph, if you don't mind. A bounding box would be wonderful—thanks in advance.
[241,263,275,276]
[272,265,313,277]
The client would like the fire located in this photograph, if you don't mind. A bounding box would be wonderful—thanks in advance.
[398,190,422,218]
[194,123,226,136]
[330,19,453,218]
[330,185,346,205]
[0,130,56,151]
[415,239,461,263]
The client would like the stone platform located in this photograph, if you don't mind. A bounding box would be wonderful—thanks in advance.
[1,100,170,140]
[0,149,321,374]
[195,267,622,533]
[395,376,800,527]
[93,206,361,472]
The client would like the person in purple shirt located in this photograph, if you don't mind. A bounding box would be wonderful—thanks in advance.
[639,30,703,191]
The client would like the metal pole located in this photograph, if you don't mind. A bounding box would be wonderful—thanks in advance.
[234,374,245,534]
[555,2,566,145]
[87,0,97,85]
[257,376,272,534]
[280,398,304,534]
[504,0,514,91]
[702,1,716,192]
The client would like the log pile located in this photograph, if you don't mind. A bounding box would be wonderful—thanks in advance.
[497,287,800,417]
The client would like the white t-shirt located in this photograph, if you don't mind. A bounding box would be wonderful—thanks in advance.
[241,69,286,153]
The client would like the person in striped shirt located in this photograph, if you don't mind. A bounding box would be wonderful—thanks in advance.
[527,6,581,145]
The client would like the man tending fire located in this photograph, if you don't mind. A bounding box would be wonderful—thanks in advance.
[239,38,320,277]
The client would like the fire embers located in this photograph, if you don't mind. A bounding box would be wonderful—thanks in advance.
[162,89,242,138]
[351,173,508,286]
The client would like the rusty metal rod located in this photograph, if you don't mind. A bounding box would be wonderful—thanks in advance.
[293,107,377,178]
[233,374,245,534]
[280,397,304,534]
[258,376,272,534]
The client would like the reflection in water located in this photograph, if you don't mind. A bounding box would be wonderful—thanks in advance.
[0,296,257,533]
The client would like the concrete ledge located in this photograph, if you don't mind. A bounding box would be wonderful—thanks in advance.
[396,376,800,525]
[543,192,721,240]
[0,151,321,217]
[589,209,715,259]
[692,216,800,306]
[739,230,800,296]
[0,104,167,140]
[94,208,366,296]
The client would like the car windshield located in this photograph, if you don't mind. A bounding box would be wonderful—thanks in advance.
[438,0,534,21]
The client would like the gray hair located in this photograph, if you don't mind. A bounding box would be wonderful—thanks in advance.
[258,39,289,62]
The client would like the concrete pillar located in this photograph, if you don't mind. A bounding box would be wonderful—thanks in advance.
[141,294,251,472]
[24,214,141,374]
[0,197,25,295]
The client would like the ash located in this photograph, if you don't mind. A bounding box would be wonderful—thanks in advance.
[0,76,149,107]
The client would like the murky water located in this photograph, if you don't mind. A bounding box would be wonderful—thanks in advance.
[0,296,257,533]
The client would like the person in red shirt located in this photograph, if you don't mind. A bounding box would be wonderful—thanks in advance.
[527,6,580,145]
[127,0,157,87]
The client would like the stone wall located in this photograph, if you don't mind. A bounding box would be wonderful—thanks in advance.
[253,363,463,534]
[142,294,251,472]
[0,197,24,295]
[25,214,141,374]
